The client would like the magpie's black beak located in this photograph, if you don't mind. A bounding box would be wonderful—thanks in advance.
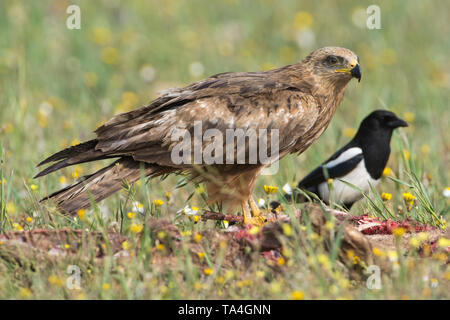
[388,118,409,128]
[350,64,362,82]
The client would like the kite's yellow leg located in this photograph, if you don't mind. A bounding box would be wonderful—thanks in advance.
[249,197,261,217]
[241,199,265,227]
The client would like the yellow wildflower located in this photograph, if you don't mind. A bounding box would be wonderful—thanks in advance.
[180,230,192,237]
[256,271,265,278]
[269,281,282,293]
[215,276,225,285]
[281,248,292,258]
[197,252,205,259]
[290,290,304,300]
[193,233,202,243]
[261,62,276,71]
[403,149,411,161]
[277,257,285,266]
[224,270,234,280]
[30,184,38,191]
[102,283,110,290]
[203,268,213,275]
[77,209,85,221]
[293,11,313,30]
[310,232,320,241]
[189,215,201,222]
[403,112,415,123]
[443,187,450,198]
[193,282,203,291]
[12,223,23,231]
[338,278,350,289]
[121,241,129,250]
[437,238,450,248]
[165,192,172,200]
[417,232,428,241]
[346,250,360,264]
[72,166,82,179]
[157,231,166,239]
[19,288,32,298]
[156,243,164,251]
[59,176,67,185]
[48,275,63,287]
[393,227,406,238]
[130,223,143,233]
[387,250,398,261]
[127,212,135,219]
[101,47,119,65]
[263,185,278,194]
[3,123,14,134]
[420,144,430,155]
[132,201,144,213]
[153,199,164,207]
[282,223,292,236]
[382,167,391,176]
[325,221,334,230]
[409,237,420,248]
[317,254,331,269]
[372,247,384,257]
[433,252,447,261]
[343,127,356,138]
[89,27,112,46]
[6,202,16,214]
[402,192,415,202]
[381,192,392,201]
[445,272,450,281]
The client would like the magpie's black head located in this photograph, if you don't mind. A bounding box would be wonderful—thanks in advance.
[350,110,407,180]
[358,110,408,134]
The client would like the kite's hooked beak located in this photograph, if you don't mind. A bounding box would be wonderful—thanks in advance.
[350,64,361,82]
[334,61,362,82]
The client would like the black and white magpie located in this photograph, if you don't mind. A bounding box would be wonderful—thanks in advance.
[273,110,408,210]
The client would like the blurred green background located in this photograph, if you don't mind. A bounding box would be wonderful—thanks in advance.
[0,0,449,300]
[0,0,448,219]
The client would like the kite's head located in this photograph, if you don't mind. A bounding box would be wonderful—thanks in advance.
[306,47,362,83]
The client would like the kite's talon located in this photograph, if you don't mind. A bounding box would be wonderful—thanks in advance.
[243,215,266,228]
[249,197,261,217]
[242,200,266,227]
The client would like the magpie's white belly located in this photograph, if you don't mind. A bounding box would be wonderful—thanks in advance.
[318,159,379,205]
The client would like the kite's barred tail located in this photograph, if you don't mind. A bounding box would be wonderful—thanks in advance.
[41,158,159,215]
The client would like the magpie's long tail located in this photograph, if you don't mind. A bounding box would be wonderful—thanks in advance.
[40,157,168,215]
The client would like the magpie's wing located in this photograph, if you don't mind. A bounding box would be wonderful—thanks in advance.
[297,153,364,189]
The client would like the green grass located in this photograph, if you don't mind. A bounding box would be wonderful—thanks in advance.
[0,0,448,299]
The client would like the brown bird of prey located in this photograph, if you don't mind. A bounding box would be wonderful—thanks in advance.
[36,46,361,226]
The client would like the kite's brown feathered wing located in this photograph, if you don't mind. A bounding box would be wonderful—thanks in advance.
[36,47,360,216]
